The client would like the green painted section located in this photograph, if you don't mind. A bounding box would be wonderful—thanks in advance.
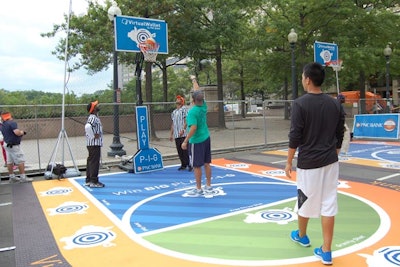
[144,193,380,260]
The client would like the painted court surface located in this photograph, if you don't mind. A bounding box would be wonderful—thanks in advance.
[30,141,399,266]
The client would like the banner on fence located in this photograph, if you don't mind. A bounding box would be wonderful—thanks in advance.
[353,114,400,139]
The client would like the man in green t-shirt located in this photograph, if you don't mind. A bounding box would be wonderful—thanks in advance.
[181,77,212,197]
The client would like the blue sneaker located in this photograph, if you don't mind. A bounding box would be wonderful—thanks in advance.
[314,246,332,265]
[290,230,310,247]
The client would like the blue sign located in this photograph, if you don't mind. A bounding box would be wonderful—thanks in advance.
[133,148,163,173]
[136,106,149,150]
[114,15,168,54]
[133,106,164,173]
[314,41,338,66]
[353,114,400,139]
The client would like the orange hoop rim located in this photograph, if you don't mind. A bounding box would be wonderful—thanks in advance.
[139,42,160,52]
[139,42,160,62]
[326,59,343,66]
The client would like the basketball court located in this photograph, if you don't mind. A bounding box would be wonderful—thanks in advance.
[11,140,400,267]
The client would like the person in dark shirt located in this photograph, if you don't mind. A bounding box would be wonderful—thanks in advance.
[1,111,33,183]
[285,62,345,265]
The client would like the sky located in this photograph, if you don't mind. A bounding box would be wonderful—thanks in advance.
[0,0,112,96]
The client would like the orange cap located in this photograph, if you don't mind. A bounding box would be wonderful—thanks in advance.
[1,112,11,121]
[176,95,185,105]
[87,100,98,113]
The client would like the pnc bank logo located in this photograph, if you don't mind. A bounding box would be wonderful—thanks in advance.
[383,119,396,132]
[355,118,397,132]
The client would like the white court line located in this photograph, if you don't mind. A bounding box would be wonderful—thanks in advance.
[0,202,12,207]
[376,173,400,181]
[271,160,287,164]
[0,246,16,252]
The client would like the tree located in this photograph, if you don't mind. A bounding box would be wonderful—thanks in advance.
[41,0,400,118]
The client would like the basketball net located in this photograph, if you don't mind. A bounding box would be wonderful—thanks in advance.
[139,42,160,63]
[326,59,343,71]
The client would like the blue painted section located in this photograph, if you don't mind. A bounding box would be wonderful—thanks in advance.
[77,166,295,234]
[346,142,400,162]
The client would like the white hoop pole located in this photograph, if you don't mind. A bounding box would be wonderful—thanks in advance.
[329,60,342,95]
[335,68,340,95]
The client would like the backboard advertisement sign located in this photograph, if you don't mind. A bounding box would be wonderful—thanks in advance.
[314,41,338,66]
[114,15,168,54]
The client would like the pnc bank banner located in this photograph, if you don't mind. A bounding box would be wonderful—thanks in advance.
[353,114,400,139]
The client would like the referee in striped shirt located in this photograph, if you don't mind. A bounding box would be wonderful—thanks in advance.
[170,95,191,171]
[85,100,105,188]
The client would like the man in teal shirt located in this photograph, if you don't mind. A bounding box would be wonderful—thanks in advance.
[181,77,212,197]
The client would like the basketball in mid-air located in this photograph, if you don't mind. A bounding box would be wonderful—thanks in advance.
[145,37,156,49]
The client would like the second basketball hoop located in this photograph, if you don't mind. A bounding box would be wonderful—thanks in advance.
[326,59,343,71]
[139,38,160,62]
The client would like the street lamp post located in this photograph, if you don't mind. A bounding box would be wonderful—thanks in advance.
[107,2,126,157]
[384,44,392,113]
[288,29,298,101]
[200,59,212,84]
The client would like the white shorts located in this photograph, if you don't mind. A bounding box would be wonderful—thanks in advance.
[296,162,339,218]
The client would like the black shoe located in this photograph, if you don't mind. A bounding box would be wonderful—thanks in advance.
[188,166,193,172]
[178,166,186,171]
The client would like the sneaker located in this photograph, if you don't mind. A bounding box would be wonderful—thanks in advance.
[203,185,213,192]
[20,177,33,183]
[188,166,193,172]
[178,166,186,171]
[186,188,203,197]
[84,182,90,186]
[290,230,311,247]
[89,182,105,188]
[314,246,332,265]
[9,177,20,183]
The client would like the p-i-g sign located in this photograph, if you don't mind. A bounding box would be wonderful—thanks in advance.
[133,148,163,173]
[314,41,338,66]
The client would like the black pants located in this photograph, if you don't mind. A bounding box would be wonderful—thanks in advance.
[174,137,189,167]
[86,146,101,183]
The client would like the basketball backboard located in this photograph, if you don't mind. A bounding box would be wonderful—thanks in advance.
[314,41,338,66]
[114,15,168,54]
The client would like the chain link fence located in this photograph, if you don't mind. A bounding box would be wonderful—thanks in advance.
[0,99,358,178]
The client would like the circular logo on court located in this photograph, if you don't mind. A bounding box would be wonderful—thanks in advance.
[383,119,396,132]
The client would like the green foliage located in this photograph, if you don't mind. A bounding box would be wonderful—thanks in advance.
[35,0,400,104]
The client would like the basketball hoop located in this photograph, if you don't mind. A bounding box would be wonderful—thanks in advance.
[139,39,160,63]
[326,59,343,71]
